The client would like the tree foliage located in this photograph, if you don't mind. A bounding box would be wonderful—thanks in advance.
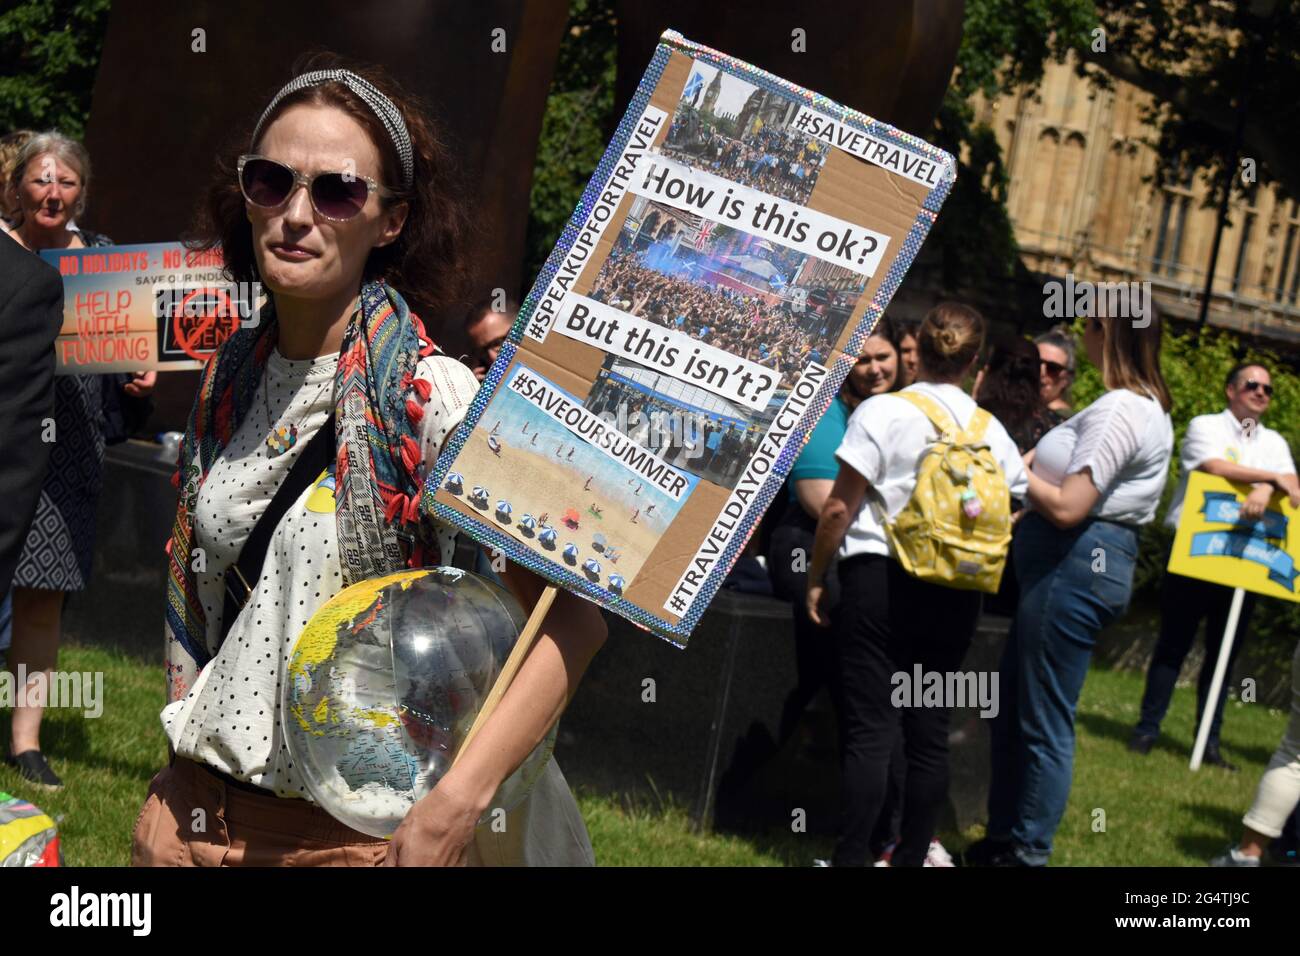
[924,0,1098,296]
[522,0,617,289]
[1085,0,1300,203]
[0,0,111,140]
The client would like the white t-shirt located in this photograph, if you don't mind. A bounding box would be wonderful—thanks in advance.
[834,382,1029,559]
[1164,408,1297,528]
[160,348,594,865]
[1031,388,1174,525]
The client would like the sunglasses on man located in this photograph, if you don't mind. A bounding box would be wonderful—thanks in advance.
[1241,379,1274,397]
[238,155,397,222]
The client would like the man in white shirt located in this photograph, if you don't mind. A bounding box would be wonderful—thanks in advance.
[1131,363,1300,769]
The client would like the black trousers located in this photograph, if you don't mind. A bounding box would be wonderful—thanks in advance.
[767,515,840,745]
[767,516,906,855]
[831,554,981,867]
[1136,569,1256,749]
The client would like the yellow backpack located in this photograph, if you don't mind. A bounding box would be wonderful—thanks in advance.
[879,390,1012,593]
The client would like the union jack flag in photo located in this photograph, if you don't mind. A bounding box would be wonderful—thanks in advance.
[695,219,715,251]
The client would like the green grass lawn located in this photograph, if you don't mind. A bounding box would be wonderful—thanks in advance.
[1,642,1289,866]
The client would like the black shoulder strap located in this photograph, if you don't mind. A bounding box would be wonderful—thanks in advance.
[220,414,335,650]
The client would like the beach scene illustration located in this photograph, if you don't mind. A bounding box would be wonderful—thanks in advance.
[443,366,699,589]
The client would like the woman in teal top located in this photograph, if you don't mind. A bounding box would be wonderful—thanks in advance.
[767,316,904,740]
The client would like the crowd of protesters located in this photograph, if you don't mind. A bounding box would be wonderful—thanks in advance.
[3,66,1299,870]
[662,112,827,204]
[754,306,1300,868]
[590,252,843,383]
[585,371,761,486]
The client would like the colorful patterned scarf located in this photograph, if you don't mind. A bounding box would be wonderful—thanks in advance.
[165,280,442,670]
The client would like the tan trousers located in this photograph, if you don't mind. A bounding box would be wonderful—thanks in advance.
[131,758,389,866]
[131,756,597,866]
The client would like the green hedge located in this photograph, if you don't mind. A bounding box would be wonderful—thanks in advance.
[1070,320,1300,677]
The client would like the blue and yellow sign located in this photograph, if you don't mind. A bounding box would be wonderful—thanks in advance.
[1168,472,1300,602]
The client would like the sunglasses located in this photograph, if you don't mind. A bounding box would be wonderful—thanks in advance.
[1041,359,1072,376]
[1242,379,1274,397]
[237,154,395,222]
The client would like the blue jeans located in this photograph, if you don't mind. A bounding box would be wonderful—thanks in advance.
[987,512,1139,866]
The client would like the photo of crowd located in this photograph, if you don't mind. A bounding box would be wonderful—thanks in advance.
[589,207,865,388]
[660,59,829,205]
[585,356,784,491]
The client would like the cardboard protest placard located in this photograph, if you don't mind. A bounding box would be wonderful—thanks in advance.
[39,241,257,374]
[425,30,955,645]
[1168,472,1300,602]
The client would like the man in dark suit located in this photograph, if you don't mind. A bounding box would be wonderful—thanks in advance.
[0,230,63,595]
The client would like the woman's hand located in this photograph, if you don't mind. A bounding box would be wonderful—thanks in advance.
[807,581,831,628]
[123,370,156,398]
[383,771,487,867]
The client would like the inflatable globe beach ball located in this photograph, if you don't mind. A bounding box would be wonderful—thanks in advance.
[444,472,464,496]
[282,567,556,839]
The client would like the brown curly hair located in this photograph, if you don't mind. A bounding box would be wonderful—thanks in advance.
[187,51,473,316]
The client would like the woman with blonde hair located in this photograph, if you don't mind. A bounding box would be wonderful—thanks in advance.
[4,131,155,790]
[806,303,1028,866]
[977,313,1174,867]
[0,129,35,226]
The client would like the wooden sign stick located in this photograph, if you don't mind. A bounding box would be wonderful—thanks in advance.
[451,584,558,768]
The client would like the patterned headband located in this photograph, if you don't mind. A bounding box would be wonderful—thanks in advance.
[250,68,414,191]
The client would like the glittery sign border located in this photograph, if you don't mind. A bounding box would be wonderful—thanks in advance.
[424,29,955,648]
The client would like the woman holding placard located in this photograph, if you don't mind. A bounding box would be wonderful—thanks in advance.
[131,55,605,866]
[976,314,1173,867]
[3,132,155,791]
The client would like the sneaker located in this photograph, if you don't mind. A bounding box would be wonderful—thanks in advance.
[1202,747,1239,773]
[872,840,895,867]
[1128,732,1157,755]
[963,836,1011,867]
[1209,846,1260,867]
[4,750,63,791]
[924,839,956,867]
[964,837,1030,867]
[812,858,833,867]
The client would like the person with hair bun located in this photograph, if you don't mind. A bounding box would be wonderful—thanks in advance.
[133,54,605,867]
[975,313,1174,867]
[806,303,1028,867]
